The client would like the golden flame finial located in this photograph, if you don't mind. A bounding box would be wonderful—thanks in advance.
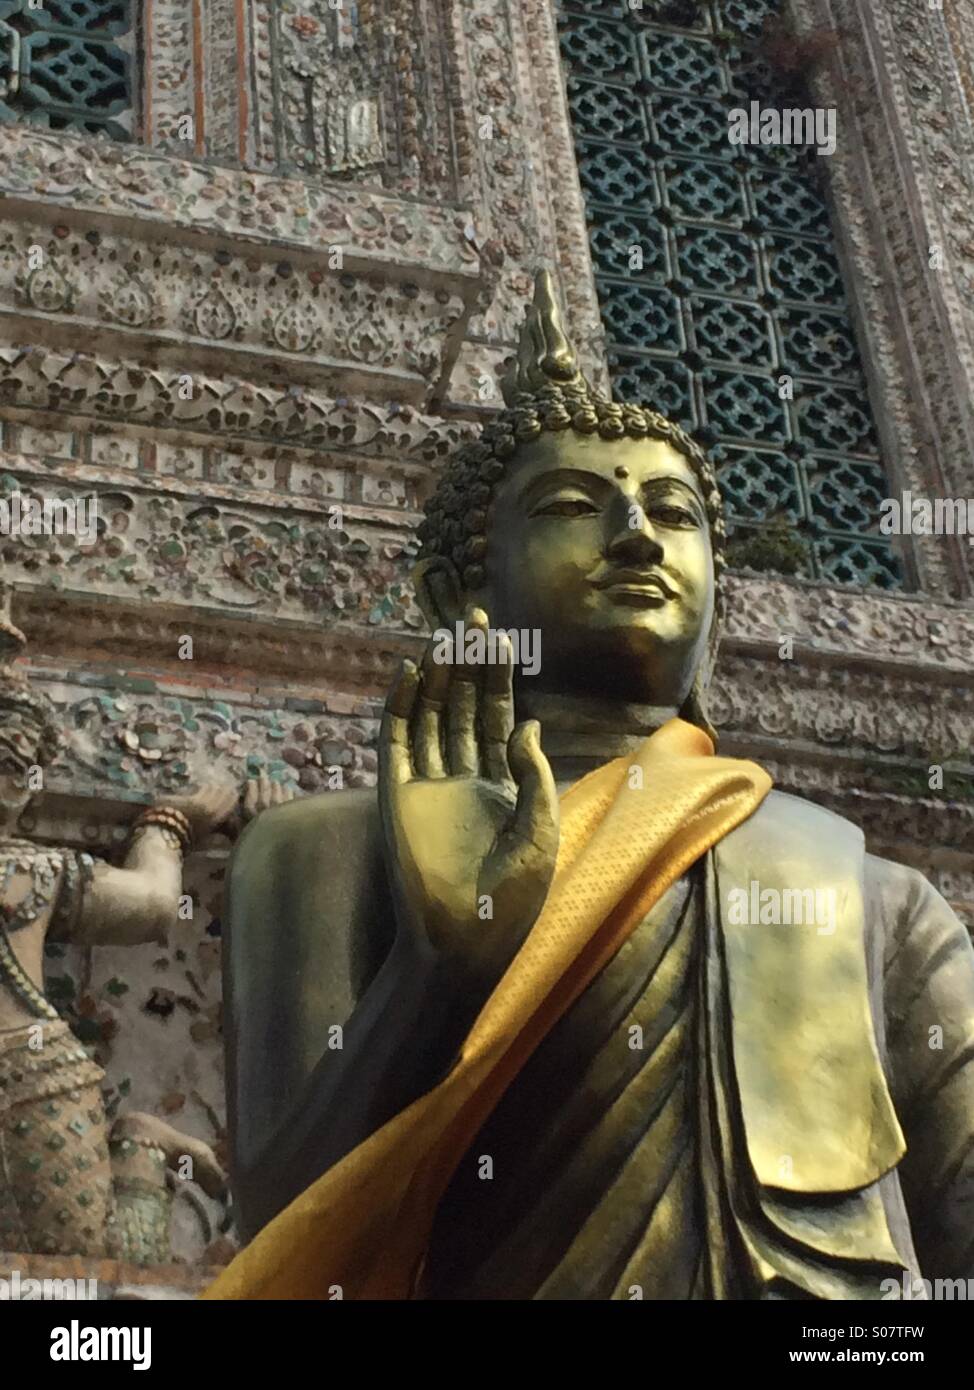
[500,268,590,406]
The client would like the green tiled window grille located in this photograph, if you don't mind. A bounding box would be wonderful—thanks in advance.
[0,0,131,139]
[559,0,903,589]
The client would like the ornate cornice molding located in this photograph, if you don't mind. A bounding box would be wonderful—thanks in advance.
[722,572,974,677]
[0,344,482,451]
[16,591,411,690]
[714,651,974,761]
[0,468,426,635]
[0,430,432,502]
[0,216,473,403]
[3,433,973,678]
[12,574,974,691]
[0,124,483,283]
[742,752,974,872]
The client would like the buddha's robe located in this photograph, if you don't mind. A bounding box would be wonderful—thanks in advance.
[220,777,974,1300]
[425,873,703,1299]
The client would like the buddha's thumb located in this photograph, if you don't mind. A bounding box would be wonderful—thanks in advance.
[508,721,558,852]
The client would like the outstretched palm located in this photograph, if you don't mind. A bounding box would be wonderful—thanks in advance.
[379,608,559,989]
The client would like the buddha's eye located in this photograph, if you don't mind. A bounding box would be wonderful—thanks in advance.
[531,495,600,519]
[649,503,699,528]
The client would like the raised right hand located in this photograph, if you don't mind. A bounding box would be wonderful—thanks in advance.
[379,607,559,992]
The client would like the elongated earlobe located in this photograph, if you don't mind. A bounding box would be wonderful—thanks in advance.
[679,673,718,750]
[411,556,465,631]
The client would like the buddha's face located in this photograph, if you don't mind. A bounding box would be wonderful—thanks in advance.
[471,432,715,706]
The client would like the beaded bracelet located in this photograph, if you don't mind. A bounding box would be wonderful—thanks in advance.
[109,1133,168,1165]
[130,824,185,856]
[130,806,193,855]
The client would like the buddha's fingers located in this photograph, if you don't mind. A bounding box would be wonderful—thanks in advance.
[380,658,420,788]
[447,606,489,776]
[483,632,515,787]
[413,644,449,779]
[446,666,479,776]
[505,721,559,860]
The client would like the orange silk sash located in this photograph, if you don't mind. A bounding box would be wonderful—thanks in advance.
[204,718,772,1300]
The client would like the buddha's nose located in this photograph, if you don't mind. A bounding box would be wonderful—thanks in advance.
[605,500,664,565]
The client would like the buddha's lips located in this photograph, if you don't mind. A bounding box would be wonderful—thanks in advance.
[591,568,678,599]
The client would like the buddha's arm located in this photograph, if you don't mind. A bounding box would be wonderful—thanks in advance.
[232,933,491,1240]
[230,622,558,1239]
[882,862,974,1279]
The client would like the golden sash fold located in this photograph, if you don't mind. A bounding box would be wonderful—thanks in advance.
[204,718,772,1300]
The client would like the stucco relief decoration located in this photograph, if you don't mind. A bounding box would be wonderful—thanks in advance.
[0,471,425,632]
[58,686,380,797]
[2,215,469,396]
[192,284,240,342]
[0,342,478,457]
[99,268,162,330]
[24,260,74,314]
[0,125,481,277]
[263,295,320,355]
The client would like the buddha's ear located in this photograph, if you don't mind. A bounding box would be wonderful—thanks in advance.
[411,555,465,630]
[678,672,718,750]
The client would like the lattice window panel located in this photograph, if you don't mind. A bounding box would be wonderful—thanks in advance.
[0,0,131,139]
[559,0,903,590]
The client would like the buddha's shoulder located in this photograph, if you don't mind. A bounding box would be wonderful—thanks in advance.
[231,786,380,872]
[863,850,960,931]
[735,791,958,926]
[729,787,864,845]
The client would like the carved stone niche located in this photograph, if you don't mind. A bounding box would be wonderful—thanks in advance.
[142,0,466,202]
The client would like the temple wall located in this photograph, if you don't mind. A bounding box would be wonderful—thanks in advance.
[0,0,972,1272]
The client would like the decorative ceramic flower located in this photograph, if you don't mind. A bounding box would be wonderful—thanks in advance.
[290,15,320,38]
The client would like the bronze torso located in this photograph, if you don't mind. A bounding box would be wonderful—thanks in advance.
[224,786,974,1297]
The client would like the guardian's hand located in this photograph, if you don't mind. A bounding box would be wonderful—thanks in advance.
[240,773,297,825]
[160,784,239,842]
